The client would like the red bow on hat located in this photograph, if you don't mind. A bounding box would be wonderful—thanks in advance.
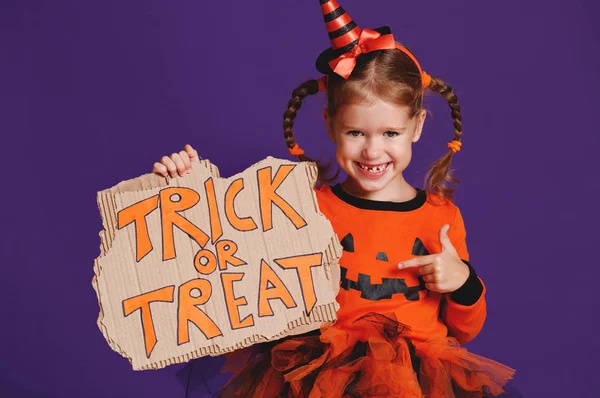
[328,28,396,79]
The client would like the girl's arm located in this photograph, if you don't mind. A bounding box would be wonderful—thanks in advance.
[442,262,487,344]
[441,208,487,344]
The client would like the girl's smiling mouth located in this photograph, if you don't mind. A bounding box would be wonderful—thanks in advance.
[356,161,391,177]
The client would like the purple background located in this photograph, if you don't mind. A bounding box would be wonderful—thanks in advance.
[1,0,598,397]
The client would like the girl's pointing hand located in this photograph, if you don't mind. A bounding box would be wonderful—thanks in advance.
[398,224,469,293]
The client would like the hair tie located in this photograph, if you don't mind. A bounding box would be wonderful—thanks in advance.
[289,143,305,156]
[317,75,329,92]
[447,140,462,153]
[422,72,431,89]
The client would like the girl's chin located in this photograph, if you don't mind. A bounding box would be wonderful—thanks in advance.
[356,180,388,192]
[348,174,390,192]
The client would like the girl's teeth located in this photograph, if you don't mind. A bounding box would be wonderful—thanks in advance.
[359,163,388,172]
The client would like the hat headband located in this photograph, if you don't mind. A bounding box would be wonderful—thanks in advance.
[316,0,430,89]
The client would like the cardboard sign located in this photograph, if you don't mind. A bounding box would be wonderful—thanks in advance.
[92,157,342,370]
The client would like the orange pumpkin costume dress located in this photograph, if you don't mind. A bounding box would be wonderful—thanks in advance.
[218,185,515,397]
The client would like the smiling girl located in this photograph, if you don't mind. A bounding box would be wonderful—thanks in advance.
[153,1,515,396]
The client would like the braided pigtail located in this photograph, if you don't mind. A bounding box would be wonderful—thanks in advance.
[283,79,340,185]
[423,75,463,203]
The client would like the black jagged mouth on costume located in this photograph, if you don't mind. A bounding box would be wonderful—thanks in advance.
[340,266,426,301]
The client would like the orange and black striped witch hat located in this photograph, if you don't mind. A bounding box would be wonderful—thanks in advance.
[315,0,428,86]
[315,0,393,77]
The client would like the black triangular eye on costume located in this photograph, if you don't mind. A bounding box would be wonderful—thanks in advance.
[411,237,430,256]
[340,233,354,252]
[376,252,388,262]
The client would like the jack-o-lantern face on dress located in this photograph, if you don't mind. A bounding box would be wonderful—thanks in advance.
[338,232,430,301]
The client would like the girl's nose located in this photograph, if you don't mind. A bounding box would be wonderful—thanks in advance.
[361,138,383,159]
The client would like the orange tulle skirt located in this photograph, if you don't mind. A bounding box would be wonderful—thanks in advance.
[218,313,515,398]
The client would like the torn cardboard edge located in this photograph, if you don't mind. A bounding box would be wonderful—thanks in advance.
[92,156,342,370]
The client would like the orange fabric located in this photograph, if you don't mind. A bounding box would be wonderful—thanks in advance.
[320,0,340,16]
[422,71,432,88]
[314,185,483,344]
[330,25,362,50]
[322,31,430,89]
[221,313,514,397]
[447,140,462,153]
[318,2,429,90]
[317,75,329,92]
[328,28,396,79]
[325,13,352,33]
[289,143,305,156]
[219,186,515,397]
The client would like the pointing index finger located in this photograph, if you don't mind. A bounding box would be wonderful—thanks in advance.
[398,254,436,269]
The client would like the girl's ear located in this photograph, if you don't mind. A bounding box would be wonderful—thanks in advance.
[411,109,427,143]
[323,109,336,143]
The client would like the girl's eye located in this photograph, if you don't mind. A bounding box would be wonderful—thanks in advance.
[347,130,363,137]
[384,131,399,137]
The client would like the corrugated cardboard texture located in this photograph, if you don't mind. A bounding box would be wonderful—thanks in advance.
[92,157,342,370]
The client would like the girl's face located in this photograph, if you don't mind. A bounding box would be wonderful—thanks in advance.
[324,98,426,201]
